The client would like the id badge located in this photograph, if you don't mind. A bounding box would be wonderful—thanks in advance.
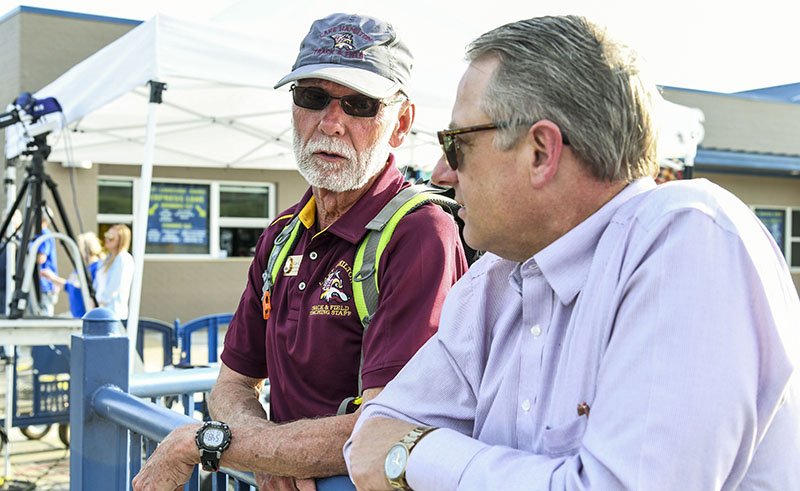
[283,255,302,276]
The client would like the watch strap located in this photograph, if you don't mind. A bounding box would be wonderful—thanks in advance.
[200,449,223,472]
[399,426,436,453]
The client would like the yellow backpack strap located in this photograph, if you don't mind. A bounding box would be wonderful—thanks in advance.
[261,215,303,311]
[352,184,458,328]
[339,185,458,415]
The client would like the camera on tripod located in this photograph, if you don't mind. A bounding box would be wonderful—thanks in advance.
[0,92,62,139]
[1,91,96,319]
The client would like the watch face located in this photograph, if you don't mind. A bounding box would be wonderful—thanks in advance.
[384,444,408,480]
[202,428,224,447]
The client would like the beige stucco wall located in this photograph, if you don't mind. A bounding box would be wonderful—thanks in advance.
[662,88,800,155]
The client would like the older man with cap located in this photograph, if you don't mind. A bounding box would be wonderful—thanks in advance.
[132,12,467,491]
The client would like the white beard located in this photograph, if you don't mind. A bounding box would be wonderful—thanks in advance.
[293,123,395,192]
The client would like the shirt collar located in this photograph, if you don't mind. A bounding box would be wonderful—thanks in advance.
[293,154,407,244]
[527,177,656,305]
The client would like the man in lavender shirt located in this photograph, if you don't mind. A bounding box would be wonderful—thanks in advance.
[347,15,800,490]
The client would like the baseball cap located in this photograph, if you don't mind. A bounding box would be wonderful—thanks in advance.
[274,13,413,99]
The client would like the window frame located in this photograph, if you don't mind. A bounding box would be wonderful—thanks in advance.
[97,176,275,260]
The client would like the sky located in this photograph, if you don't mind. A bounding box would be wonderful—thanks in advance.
[1,0,798,98]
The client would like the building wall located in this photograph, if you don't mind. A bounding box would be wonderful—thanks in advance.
[662,87,800,156]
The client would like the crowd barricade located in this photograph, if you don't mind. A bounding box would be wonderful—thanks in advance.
[122,317,177,369]
[175,313,233,366]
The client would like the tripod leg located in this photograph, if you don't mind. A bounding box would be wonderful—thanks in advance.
[0,180,29,240]
[9,181,42,318]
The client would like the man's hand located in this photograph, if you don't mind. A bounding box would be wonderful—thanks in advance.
[349,417,416,491]
[132,424,200,491]
[258,473,318,491]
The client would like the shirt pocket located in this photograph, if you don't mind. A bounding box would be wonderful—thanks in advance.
[540,415,588,458]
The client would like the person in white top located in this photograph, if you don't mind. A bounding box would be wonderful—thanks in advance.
[94,224,134,320]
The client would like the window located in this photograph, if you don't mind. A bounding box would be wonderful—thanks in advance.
[219,185,272,258]
[753,207,800,269]
[97,178,274,258]
[98,179,133,215]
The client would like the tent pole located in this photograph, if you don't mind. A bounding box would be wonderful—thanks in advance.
[128,81,166,375]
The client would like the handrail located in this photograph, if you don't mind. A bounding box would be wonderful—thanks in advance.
[129,364,219,398]
[71,308,255,489]
[92,384,256,486]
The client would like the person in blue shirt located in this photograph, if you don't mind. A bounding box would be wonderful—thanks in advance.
[35,216,65,316]
[64,231,105,318]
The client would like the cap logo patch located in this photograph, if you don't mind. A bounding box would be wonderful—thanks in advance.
[329,32,355,50]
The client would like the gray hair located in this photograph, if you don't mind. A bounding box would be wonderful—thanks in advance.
[466,15,658,182]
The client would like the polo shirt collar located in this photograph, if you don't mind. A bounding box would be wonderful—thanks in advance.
[530,177,656,305]
[293,154,407,245]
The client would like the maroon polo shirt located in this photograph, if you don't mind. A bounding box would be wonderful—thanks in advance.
[221,161,468,422]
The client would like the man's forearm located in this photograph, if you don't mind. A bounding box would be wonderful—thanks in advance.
[222,411,357,478]
[207,376,268,426]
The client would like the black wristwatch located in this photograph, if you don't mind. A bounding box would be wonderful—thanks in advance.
[195,421,232,472]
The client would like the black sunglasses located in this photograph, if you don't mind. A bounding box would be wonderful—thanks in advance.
[437,121,570,171]
[291,84,391,118]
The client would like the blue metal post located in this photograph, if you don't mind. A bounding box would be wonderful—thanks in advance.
[70,308,129,490]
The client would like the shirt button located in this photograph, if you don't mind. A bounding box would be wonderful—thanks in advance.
[309,252,318,260]
[298,282,306,291]
[530,325,542,337]
[521,399,531,412]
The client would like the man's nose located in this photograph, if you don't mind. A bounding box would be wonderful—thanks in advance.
[317,101,347,136]
[431,154,457,188]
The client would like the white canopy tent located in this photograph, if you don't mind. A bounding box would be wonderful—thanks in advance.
[4,13,704,369]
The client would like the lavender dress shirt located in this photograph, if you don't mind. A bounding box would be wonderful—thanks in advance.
[345,177,800,490]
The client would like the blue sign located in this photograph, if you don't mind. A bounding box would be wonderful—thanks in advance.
[146,183,209,253]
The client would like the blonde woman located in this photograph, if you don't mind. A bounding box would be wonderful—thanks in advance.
[94,224,134,319]
[65,231,106,318]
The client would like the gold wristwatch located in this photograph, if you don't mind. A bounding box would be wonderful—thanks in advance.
[384,426,436,490]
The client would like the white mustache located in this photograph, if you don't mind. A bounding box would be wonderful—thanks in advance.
[303,137,357,161]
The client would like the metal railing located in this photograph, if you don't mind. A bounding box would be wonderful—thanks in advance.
[70,308,255,490]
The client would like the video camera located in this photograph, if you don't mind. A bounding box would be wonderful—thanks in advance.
[2,93,63,163]
[0,92,61,128]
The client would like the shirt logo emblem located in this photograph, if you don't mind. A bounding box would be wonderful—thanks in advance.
[320,269,350,303]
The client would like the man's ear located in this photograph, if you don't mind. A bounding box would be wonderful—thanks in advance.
[389,101,416,148]
[526,120,566,188]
